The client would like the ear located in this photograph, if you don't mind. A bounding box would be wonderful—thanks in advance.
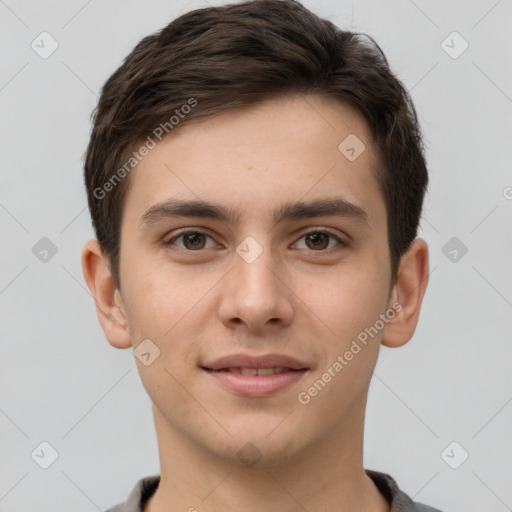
[381,238,429,348]
[81,239,132,349]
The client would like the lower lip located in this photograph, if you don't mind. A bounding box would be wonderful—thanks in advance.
[203,369,307,397]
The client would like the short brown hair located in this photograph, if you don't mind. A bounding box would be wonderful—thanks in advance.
[84,0,428,290]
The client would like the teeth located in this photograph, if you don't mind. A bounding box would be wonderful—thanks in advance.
[257,367,284,375]
[240,368,258,376]
[229,367,286,376]
[224,366,286,375]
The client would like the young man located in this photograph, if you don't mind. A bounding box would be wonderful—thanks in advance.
[81,1,442,511]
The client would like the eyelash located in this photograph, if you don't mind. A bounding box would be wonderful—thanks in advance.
[163,229,348,253]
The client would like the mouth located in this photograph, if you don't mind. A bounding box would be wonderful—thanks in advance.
[204,366,304,376]
[200,354,309,397]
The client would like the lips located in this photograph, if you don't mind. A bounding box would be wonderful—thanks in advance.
[201,353,309,397]
[217,367,289,375]
[202,353,309,372]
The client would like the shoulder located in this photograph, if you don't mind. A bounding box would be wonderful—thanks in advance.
[104,475,160,512]
[365,469,444,512]
[413,504,444,512]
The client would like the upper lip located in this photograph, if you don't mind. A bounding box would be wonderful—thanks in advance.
[202,353,309,371]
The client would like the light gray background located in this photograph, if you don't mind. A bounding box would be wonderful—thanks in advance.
[1,0,511,511]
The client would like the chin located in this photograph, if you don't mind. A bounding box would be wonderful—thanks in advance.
[219,423,308,466]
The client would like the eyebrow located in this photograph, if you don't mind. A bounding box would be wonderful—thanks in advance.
[138,196,371,230]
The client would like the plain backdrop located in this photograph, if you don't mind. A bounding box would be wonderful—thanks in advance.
[1,1,511,511]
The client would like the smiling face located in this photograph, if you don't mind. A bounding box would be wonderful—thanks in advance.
[89,94,403,466]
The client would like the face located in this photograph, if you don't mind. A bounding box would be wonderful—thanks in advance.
[114,94,395,465]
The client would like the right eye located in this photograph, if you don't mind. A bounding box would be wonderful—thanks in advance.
[163,230,217,251]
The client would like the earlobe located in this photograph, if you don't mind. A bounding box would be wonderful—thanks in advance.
[81,239,132,349]
[381,238,429,348]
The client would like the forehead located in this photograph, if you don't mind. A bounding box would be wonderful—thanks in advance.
[121,94,384,228]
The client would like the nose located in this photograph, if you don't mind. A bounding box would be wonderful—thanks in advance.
[217,242,294,334]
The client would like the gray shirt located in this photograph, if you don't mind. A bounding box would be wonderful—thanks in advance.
[105,469,443,511]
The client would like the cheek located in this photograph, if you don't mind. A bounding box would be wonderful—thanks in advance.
[121,260,216,354]
[320,266,387,320]
[120,261,172,342]
[306,268,389,370]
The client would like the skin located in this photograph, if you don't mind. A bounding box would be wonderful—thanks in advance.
[82,94,429,512]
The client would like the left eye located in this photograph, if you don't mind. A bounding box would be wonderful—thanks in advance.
[293,231,346,251]
[163,230,346,251]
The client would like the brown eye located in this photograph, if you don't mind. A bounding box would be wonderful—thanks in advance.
[164,231,214,251]
[294,230,347,252]
[304,232,329,250]
[182,233,206,250]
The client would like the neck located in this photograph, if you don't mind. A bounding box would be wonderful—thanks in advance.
[144,402,390,512]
